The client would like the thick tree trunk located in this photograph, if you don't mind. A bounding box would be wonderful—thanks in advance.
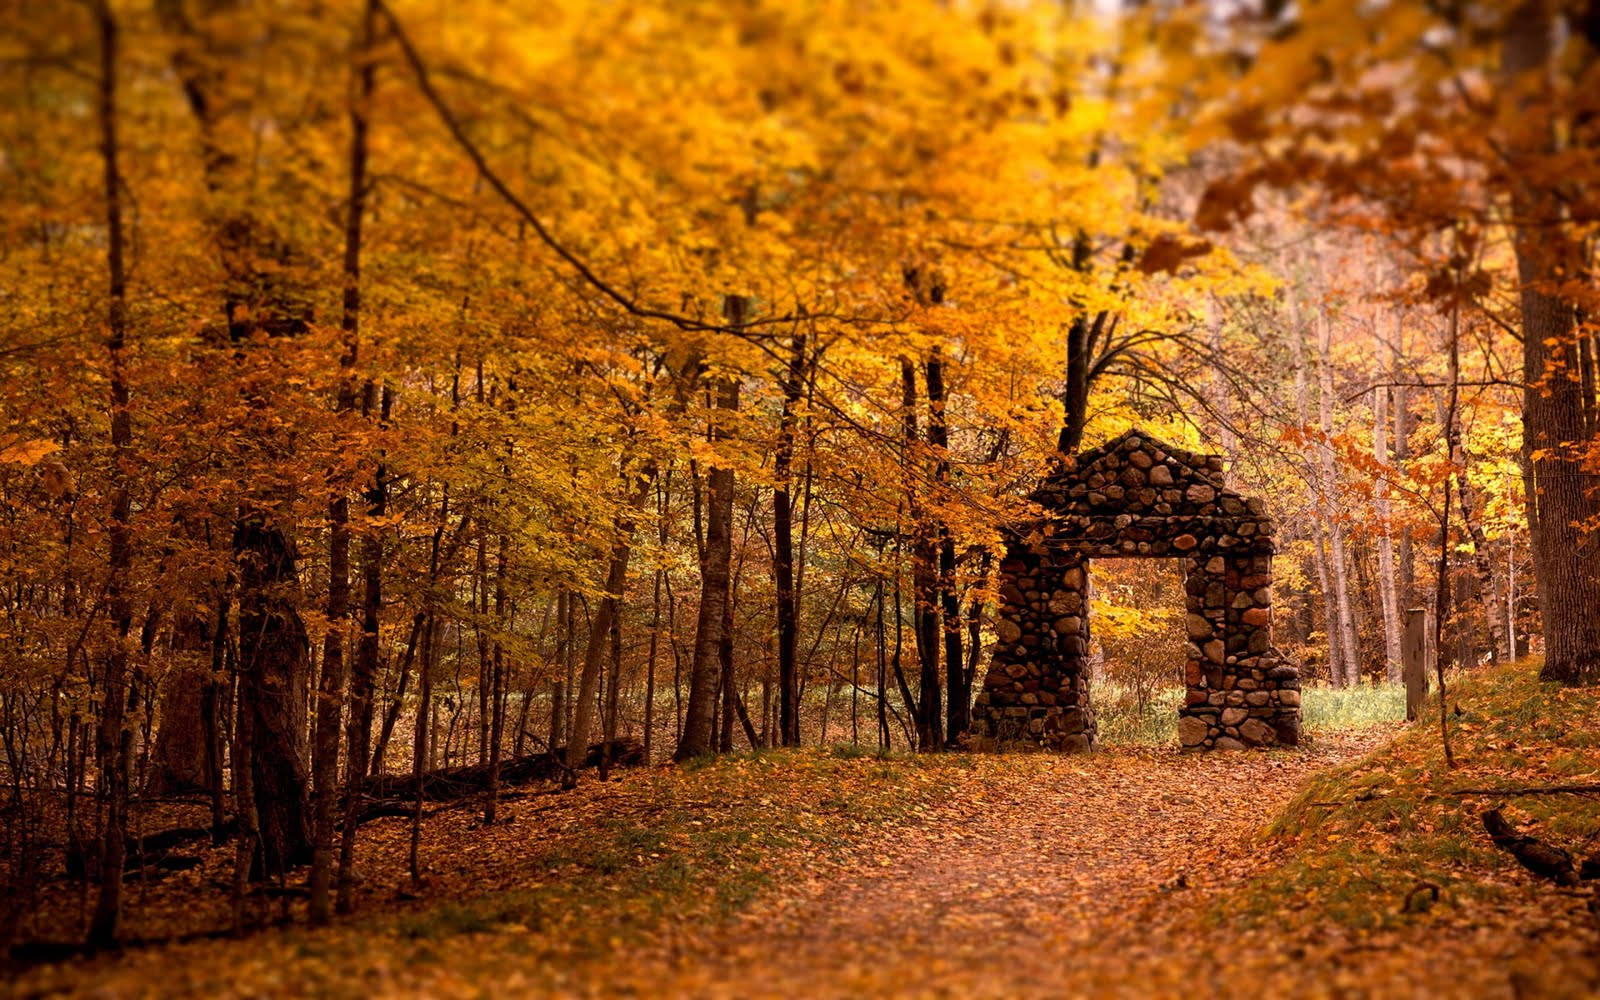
[233,518,313,877]
[677,297,745,760]
[159,0,317,877]
[1503,8,1600,685]
[146,618,211,797]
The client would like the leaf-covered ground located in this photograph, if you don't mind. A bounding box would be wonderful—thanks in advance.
[12,663,1599,999]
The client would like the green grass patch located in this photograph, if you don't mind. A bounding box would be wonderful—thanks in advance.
[1094,680,1405,746]
[1300,682,1406,731]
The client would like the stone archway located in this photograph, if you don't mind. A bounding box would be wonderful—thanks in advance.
[969,429,1301,752]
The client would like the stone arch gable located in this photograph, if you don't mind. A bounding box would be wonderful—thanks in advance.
[969,429,1302,752]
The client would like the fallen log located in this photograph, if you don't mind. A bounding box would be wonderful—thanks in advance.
[58,741,645,879]
[1482,808,1579,886]
[63,819,239,879]
[358,738,644,803]
[1445,783,1600,797]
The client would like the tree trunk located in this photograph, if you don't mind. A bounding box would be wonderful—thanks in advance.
[88,0,131,947]
[1394,367,1417,609]
[336,384,386,913]
[1315,310,1362,685]
[310,2,373,922]
[484,533,508,822]
[1374,377,1403,682]
[550,589,568,752]
[900,360,942,750]
[234,518,313,877]
[147,621,211,797]
[925,349,967,744]
[565,471,652,782]
[772,331,806,747]
[718,575,737,753]
[1290,294,1351,686]
[677,297,745,759]
[409,614,435,886]
[1503,7,1600,685]
[159,0,317,877]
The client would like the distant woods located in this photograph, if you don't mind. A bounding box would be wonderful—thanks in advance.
[0,0,1597,950]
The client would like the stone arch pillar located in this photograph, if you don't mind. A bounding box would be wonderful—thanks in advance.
[978,544,1094,751]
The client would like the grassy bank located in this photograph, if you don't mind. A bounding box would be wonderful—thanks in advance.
[1223,659,1600,932]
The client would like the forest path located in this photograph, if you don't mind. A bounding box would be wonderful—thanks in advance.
[648,728,1393,998]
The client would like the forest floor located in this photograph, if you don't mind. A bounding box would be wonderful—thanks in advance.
[10,661,1600,999]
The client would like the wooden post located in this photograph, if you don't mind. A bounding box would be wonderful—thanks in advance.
[1403,607,1429,722]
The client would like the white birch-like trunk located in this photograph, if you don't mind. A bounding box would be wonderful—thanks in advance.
[1289,291,1351,686]
[1374,378,1402,682]
[1315,309,1362,686]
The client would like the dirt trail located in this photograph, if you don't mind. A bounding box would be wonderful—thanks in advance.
[651,729,1392,999]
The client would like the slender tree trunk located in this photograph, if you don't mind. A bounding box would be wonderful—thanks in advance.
[900,361,942,749]
[1434,288,1463,768]
[204,596,229,843]
[88,0,132,946]
[645,475,669,762]
[1290,295,1350,686]
[599,612,623,779]
[925,349,967,744]
[875,576,890,752]
[550,589,568,752]
[718,577,737,753]
[336,385,386,912]
[230,657,260,936]
[564,470,652,782]
[1453,445,1504,663]
[1315,310,1362,685]
[1394,365,1416,609]
[409,614,434,886]
[484,533,507,822]
[1375,376,1403,682]
[309,0,374,922]
[772,331,806,747]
